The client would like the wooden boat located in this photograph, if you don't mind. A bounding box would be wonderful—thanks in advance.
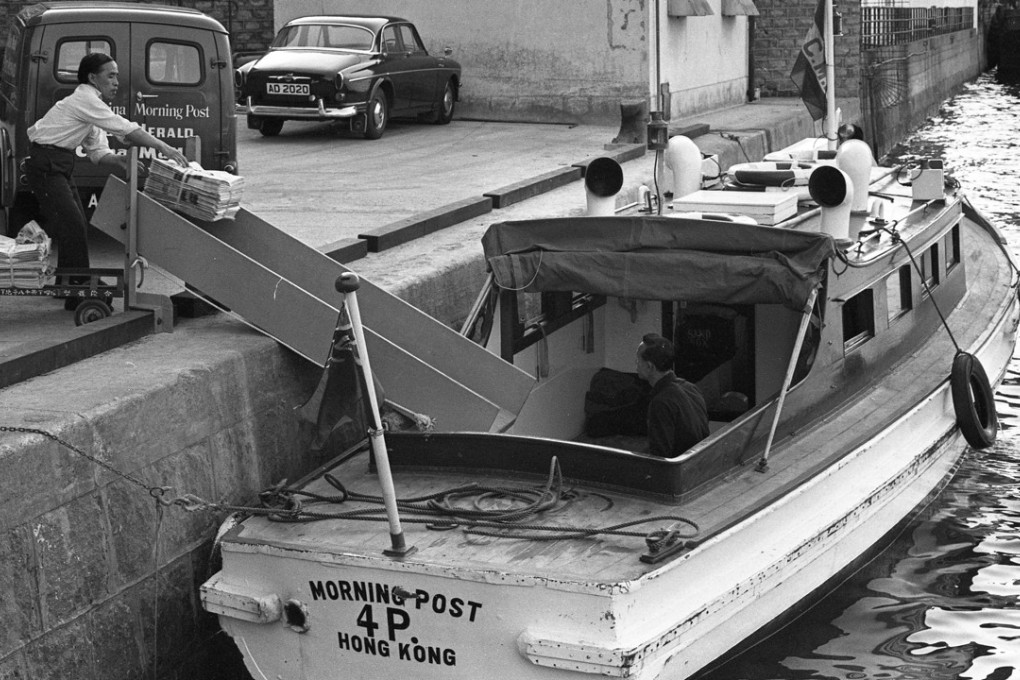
[200,145,1019,678]
[201,4,1019,676]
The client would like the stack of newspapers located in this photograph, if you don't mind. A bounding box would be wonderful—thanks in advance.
[0,221,54,289]
[144,158,245,221]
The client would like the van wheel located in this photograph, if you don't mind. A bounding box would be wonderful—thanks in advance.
[259,119,284,137]
[364,90,388,140]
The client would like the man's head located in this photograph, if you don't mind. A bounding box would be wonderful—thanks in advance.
[78,53,119,101]
[636,333,674,384]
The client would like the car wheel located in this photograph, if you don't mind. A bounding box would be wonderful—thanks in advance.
[259,119,284,137]
[435,80,456,125]
[364,90,388,140]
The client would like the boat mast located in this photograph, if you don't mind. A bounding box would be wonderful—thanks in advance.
[824,0,837,150]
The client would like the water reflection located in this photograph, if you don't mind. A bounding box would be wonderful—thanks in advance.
[702,72,1020,680]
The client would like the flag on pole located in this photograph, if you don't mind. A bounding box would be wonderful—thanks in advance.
[296,301,380,454]
[790,0,828,121]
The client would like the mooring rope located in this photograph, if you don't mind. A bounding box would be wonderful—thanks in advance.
[0,425,699,546]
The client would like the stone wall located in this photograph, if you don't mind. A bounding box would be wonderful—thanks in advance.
[863,28,981,157]
[0,319,322,679]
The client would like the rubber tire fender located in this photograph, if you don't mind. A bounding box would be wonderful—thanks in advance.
[950,351,997,449]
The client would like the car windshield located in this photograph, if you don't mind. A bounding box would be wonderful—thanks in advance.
[272,24,375,51]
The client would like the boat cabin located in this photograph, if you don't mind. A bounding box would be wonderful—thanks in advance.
[385,178,971,503]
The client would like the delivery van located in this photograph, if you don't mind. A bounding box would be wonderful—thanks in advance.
[0,2,238,235]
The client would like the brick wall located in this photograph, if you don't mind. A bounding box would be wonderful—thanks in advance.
[752,0,862,104]
[1,0,274,60]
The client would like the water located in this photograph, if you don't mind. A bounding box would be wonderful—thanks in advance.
[702,72,1020,680]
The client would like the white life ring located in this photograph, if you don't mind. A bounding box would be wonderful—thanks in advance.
[729,161,814,188]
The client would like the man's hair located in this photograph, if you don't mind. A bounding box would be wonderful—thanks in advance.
[639,333,674,371]
[78,52,115,84]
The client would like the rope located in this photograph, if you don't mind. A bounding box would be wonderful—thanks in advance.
[0,426,699,547]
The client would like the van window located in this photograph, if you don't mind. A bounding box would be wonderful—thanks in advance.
[148,42,202,85]
[56,39,113,82]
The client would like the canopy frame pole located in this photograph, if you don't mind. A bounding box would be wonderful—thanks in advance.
[757,287,819,472]
[336,272,415,558]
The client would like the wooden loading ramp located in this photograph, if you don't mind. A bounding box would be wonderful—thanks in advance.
[91,177,535,433]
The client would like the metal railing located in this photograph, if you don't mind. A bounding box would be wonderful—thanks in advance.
[861,6,974,47]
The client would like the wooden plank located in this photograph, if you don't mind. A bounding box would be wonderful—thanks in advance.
[484,167,583,208]
[89,180,510,432]
[0,311,153,389]
[574,144,647,172]
[358,196,493,252]
[91,178,534,416]
[320,238,368,264]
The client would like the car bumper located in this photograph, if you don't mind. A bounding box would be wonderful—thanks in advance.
[241,97,360,119]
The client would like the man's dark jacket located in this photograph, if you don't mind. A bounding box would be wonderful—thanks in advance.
[647,371,709,457]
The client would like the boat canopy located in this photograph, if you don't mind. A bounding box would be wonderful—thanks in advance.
[482,216,837,311]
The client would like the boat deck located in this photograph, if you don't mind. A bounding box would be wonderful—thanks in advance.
[228,193,1015,584]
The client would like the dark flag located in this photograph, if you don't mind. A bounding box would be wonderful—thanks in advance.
[296,301,380,454]
[790,0,828,121]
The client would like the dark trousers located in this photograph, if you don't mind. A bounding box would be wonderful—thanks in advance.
[24,144,90,272]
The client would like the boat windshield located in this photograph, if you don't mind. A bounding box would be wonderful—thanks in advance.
[272,24,375,51]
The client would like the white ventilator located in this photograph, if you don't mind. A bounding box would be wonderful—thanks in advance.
[584,157,624,216]
[808,164,853,242]
[663,135,702,199]
[835,139,873,214]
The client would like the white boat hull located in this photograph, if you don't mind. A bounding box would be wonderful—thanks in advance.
[205,283,1017,679]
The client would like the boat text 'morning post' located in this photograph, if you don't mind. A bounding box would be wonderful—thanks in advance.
[335,272,415,557]
[758,287,820,472]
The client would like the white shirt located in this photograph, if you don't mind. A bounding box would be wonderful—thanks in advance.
[27,83,140,164]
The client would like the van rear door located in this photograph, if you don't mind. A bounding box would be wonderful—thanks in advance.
[27,22,130,211]
[129,21,230,171]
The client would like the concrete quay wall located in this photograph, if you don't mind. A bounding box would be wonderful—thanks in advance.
[0,319,320,679]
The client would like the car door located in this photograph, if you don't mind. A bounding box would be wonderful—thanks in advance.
[28,22,129,211]
[378,24,415,113]
[130,21,227,171]
[395,23,437,111]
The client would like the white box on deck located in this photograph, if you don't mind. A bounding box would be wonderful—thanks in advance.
[671,190,798,225]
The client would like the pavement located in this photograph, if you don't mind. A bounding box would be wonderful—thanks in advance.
[0,96,857,381]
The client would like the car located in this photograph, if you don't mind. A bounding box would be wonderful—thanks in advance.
[235,15,461,139]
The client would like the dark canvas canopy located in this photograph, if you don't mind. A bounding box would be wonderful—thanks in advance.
[482,216,836,311]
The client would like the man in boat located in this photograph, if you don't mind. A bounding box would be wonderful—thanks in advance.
[636,333,710,457]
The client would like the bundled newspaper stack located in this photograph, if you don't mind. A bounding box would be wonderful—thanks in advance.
[144,158,245,221]
[0,220,55,289]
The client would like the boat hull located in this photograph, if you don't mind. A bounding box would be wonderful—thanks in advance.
[204,275,1017,679]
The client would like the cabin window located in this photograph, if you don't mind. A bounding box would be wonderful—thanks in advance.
[945,225,961,273]
[55,39,113,82]
[842,289,875,352]
[501,290,605,360]
[886,265,912,324]
[148,42,203,85]
[920,243,940,294]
